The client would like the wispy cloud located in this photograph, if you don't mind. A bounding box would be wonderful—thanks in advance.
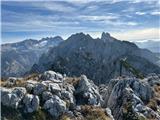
[79,15,118,21]
[33,2,76,13]
[112,28,160,41]
[135,12,147,15]
[129,0,158,4]
[150,11,160,15]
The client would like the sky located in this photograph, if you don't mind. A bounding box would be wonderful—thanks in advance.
[1,0,160,43]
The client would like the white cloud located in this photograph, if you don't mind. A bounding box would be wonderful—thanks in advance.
[150,11,160,15]
[111,28,160,41]
[135,10,160,16]
[123,7,135,12]
[79,15,118,21]
[2,9,82,32]
[103,20,138,26]
[79,15,138,26]
[84,28,160,41]
[42,2,76,13]
[127,22,138,26]
[130,0,157,4]
[135,12,146,15]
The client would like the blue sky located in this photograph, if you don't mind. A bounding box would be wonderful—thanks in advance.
[1,0,160,43]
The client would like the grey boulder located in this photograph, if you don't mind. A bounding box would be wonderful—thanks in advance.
[1,87,26,109]
[49,83,61,93]
[42,91,53,101]
[33,82,47,95]
[23,94,40,113]
[25,80,38,93]
[40,70,63,83]
[75,75,102,106]
[43,95,66,118]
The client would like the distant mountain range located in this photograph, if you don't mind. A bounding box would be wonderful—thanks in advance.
[135,40,160,53]
[30,32,160,84]
[2,33,160,84]
[1,36,63,77]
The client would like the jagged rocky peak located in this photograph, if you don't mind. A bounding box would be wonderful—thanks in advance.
[40,36,63,42]
[101,32,110,38]
[68,32,93,41]
[101,32,114,42]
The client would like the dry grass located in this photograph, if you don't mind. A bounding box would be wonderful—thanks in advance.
[145,85,160,120]
[0,80,6,87]
[65,77,81,86]
[81,105,112,120]
[1,79,27,88]
[154,85,160,97]
[23,73,39,81]
[147,99,157,111]
[153,85,160,106]
[0,73,39,88]
[60,105,112,120]
[60,115,71,120]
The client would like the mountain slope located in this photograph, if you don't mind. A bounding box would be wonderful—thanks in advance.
[31,32,160,84]
[1,36,63,78]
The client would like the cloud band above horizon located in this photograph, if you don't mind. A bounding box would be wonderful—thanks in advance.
[1,0,160,43]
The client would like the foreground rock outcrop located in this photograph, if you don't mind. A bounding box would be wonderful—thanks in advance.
[1,70,160,120]
[1,70,113,120]
[103,74,160,120]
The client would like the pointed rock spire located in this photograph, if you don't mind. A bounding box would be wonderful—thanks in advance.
[101,32,112,42]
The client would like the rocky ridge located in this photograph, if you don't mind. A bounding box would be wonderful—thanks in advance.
[31,32,160,84]
[1,36,63,78]
[1,70,160,120]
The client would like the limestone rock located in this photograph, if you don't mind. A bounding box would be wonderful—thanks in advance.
[103,78,153,107]
[75,75,102,106]
[23,94,40,113]
[105,108,115,120]
[146,73,160,86]
[61,90,76,109]
[43,95,66,118]
[42,91,53,101]
[103,77,157,120]
[26,80,38,93]
[33,82,47,95]
[6,77,17,87]
[40,70,63,83]
[1,87,26,109]
[49,83,61,93]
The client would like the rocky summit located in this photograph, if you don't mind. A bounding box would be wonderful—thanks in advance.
[1,70,160,120]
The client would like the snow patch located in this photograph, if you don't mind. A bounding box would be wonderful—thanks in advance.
[34,41,47,47]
